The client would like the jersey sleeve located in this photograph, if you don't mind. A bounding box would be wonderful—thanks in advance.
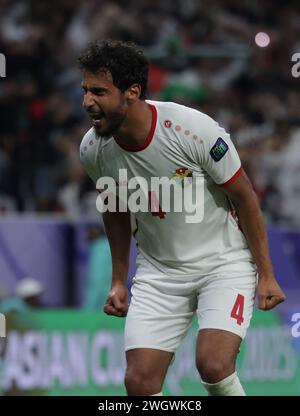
[194,113,242,186]
[79,128,102,185]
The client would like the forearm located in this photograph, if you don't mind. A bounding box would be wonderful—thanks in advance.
[223,171,285,310]
[233,191,274,279]
[102,210,131,286]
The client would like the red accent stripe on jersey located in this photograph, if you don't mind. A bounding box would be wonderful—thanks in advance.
[218,166,243,188]
[114,103,157,152]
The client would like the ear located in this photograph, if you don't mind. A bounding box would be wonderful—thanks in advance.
[125,84,141,102]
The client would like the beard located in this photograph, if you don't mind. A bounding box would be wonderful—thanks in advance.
[92,103,127,138]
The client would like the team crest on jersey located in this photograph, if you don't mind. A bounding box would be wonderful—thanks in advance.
[172,167,193,186]
[210,138,228,162]
[174,167,193,178]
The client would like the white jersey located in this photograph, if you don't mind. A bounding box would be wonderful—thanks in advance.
[80,100,256,278]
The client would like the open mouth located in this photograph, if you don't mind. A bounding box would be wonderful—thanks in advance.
[88,112,104,125]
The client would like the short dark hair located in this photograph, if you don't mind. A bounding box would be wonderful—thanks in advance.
[78,40,149,99]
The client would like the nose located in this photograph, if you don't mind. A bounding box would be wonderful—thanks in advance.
[83,91,95,110]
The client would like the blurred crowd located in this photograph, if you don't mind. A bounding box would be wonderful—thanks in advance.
[0,0,300,224]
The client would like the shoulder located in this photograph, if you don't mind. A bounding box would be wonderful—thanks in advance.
[80,127,100,166]
[80,127,97,155]
[147,99,216,130]
[147,99,191,117]
[79,128,101,183]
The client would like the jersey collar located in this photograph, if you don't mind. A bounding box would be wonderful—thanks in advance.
[113,103,157,152]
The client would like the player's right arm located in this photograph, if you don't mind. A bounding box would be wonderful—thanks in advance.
[80,129,130,317]
[102,209,131,317]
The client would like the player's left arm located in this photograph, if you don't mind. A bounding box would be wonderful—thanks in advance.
[191,112,285,310]
[221,169,286,311]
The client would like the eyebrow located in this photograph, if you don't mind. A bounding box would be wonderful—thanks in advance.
[81,85,109,93]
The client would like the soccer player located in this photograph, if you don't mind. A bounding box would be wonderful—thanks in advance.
[78,40,285,396]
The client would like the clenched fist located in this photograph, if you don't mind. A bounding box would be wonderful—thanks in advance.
[104,284,129,317]
[257,277,286,311]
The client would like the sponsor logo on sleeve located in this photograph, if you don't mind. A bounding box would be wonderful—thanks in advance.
[210,138,228,162]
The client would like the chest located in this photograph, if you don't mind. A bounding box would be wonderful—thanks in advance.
[100,139,204,186]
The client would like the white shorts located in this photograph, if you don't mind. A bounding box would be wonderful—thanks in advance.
[125,258,257,353]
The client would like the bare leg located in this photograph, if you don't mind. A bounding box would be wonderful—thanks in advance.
[125,348,174,396]
[196,329,244,395]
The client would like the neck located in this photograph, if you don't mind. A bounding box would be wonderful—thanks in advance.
[113,100,153,148]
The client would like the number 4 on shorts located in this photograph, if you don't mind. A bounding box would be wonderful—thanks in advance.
[230,294,244,326]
